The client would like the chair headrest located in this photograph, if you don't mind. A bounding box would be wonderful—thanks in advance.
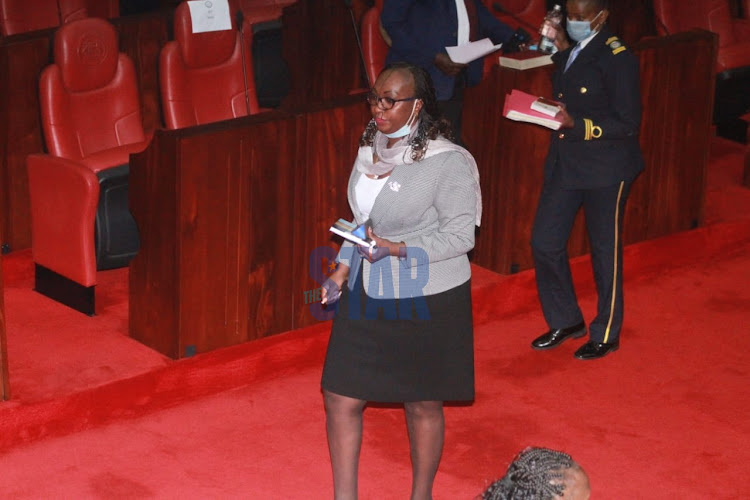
[175,2,238,69]
[54,17,119,93]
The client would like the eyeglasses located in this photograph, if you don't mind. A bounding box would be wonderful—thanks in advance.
[366,92,417,110]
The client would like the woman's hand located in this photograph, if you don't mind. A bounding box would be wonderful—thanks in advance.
[357,227,405,263]
[321,264,349,305]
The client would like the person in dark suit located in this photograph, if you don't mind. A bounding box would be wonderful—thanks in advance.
[381,0,515,142]
[529,0,644,360]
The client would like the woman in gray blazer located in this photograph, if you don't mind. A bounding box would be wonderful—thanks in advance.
[321,62,482,500]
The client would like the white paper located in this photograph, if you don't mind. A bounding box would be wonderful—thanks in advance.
[188,0,232,34]
[445,38,503,64]
[530,100,561,117]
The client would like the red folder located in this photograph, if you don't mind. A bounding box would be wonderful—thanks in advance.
[502,89,563,130]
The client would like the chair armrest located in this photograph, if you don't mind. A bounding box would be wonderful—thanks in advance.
[79,140,151,173]
[716,41,750,73]
[26,154,100,287]
[243,6,284,25]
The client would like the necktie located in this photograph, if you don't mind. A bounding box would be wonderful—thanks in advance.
[564,44,582,72]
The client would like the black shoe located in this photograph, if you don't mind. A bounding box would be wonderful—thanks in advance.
[574,340,619,360]
[531,322,586,350]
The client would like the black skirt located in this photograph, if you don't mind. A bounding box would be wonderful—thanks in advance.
[321,275,474,403]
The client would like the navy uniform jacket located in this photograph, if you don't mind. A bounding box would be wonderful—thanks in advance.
[547,26,645,189]
[382,0,514,101]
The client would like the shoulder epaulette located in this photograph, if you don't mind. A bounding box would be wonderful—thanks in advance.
[606,36,627,55]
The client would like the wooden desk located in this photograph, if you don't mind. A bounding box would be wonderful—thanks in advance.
[463,30,718,274]
[129,95,369,358]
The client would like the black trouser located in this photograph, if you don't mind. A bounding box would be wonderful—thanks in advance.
[531,176,633,344]
[437,72,467,145]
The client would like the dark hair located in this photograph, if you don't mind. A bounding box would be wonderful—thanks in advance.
[481,447,575,500]
[360,61,453,161]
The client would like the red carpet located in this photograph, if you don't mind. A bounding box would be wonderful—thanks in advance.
[0,137,748,499]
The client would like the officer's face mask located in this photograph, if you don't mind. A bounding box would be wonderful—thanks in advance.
[566,10,602,43]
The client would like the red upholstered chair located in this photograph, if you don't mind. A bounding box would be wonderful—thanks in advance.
[653,0,750,73]
[59,0,89,22]
[26,17,148,315]
[82,0,119,20]
[483,0,545,33]
[0,0,87,36]
[361,5,388,86]
[159,1,263,129]
[237,0,296,25]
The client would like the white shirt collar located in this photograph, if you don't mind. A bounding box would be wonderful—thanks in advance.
[455,0,470,45]
[576,27,601,51]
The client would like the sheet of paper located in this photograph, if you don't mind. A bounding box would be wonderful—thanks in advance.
[188,0,232,34]
[445,38,503,64]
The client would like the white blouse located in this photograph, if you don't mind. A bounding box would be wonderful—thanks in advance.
[354,174,388,220]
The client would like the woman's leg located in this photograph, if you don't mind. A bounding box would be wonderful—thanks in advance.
[324,390,367,500]
[404,400,445,500]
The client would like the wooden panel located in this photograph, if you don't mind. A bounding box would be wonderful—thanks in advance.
[129,112,298,358]
[291,94,371,329]
[464,29,717,275]
[628,30,718,240]
[128,129,180,357]
[129,94,371,358]
[280,0,364,108]
[0,32,52,251]
[116,12,171,134]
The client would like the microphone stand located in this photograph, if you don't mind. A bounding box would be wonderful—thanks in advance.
[236,10,252,116]
[345,0,371,88]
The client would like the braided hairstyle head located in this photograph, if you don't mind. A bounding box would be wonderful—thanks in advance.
[361,61,454,161]
[481,447,581,500]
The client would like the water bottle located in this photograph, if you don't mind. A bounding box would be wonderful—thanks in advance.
[538,4,563,54]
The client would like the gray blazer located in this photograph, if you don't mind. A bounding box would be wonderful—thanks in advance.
[337,150,477,299]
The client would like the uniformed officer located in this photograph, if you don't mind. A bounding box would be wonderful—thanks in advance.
[530,0,644,360]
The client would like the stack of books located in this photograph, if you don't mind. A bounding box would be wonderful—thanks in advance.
[502,89,563,130]
[498,50,553,70]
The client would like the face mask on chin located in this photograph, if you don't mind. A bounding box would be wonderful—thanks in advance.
[566,10,602,42]
[383,100,419,139]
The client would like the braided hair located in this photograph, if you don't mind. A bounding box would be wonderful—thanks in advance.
[482,447,575,500]
[360,61,454,161]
